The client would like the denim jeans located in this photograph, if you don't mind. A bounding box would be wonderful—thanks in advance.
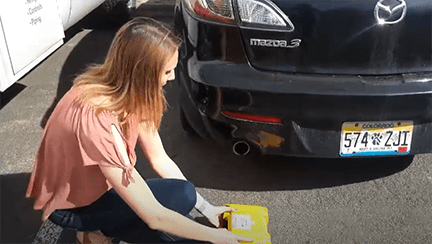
[49,179,209,243]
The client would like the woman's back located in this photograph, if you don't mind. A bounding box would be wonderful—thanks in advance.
[26,85,139,221]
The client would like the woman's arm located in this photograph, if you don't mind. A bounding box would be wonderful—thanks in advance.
[137,128,186,179]
[137,127,234,227]
[99,165,252,243]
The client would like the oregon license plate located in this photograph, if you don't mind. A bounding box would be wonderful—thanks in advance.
[340,121,413,157]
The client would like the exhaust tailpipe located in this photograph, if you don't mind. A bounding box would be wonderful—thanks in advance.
[233,141,251,156]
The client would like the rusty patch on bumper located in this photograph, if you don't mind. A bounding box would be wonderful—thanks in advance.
[255,131,284,148]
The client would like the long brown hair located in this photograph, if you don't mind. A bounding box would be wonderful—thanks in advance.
[73,17,181,132]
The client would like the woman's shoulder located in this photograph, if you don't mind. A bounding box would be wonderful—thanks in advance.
[75,84,113,108]
[54,85,115,126]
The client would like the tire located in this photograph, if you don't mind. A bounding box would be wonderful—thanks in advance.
[180,107,197,136]
[102,0,134,25]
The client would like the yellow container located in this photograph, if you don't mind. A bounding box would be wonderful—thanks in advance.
[223,204,272,244]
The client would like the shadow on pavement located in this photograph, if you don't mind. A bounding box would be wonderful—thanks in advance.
[1,173,41,243]
[0,83,26,110]
[138,141,414,192]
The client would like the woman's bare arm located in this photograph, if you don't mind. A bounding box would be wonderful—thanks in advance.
[134,126,253,243]
[137,128,186,179]
[137,127,233,227]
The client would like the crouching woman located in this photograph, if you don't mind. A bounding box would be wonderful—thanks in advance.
[26,17,253,244]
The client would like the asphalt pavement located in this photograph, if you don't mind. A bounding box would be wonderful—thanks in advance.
[1,1,432,243]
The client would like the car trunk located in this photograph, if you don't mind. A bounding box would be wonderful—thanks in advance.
[239,0,432,75]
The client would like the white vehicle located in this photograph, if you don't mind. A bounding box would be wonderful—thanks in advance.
[0,0,134,101]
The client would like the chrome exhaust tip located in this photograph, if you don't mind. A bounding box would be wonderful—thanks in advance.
[233,141,251,156]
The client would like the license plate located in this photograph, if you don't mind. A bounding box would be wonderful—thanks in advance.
[340,121,413,157]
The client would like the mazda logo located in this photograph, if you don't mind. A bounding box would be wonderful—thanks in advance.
[374,0,407,25]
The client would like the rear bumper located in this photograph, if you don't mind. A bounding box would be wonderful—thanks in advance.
[178,61,432,158]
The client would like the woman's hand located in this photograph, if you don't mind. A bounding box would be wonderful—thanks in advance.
[211,228,254,244]
[203,205,236,228]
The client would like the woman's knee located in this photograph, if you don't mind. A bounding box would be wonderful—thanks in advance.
[174,180,197,215]
[147,179,197,215]
[183,180,197,209]
[168,179,197,212]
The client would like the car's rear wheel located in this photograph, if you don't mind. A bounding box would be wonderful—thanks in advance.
[101,0,134,26]
[180,107,197,136]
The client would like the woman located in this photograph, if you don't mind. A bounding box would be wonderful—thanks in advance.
[26,17,253,244]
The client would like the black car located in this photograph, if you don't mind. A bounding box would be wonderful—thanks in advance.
[173,0,432,158]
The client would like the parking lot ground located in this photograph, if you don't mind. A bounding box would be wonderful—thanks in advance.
[1,1,432,244]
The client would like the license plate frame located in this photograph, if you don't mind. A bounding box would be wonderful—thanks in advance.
[339,121,414,157]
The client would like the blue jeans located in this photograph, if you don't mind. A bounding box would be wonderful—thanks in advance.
[49,179,209,243]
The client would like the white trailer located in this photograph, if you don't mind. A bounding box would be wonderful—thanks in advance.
[0,0,133,95]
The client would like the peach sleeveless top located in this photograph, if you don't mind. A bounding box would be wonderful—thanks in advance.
[26,86,138,221]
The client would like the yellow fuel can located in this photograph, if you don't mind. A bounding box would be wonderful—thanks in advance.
[223,204,272,244]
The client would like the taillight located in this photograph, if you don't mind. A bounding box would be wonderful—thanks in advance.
[222,110,283,124]
[184,0,235,23]
[184,0,293,30]
[236,0,294,30]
